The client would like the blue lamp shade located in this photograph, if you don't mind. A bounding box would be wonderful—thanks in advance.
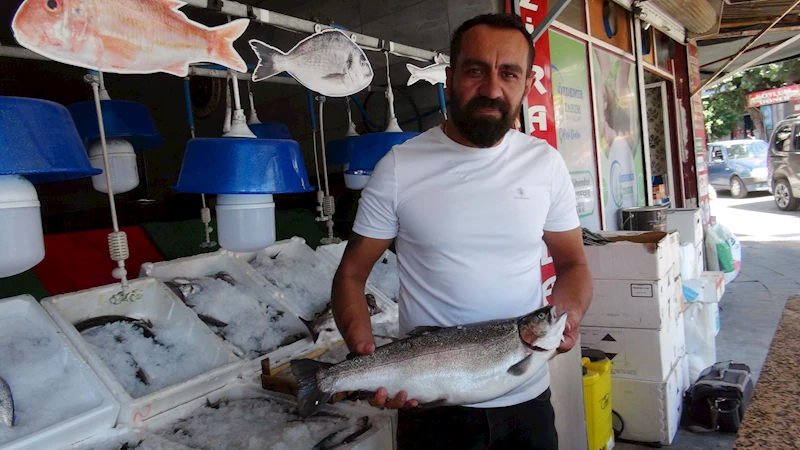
[326,136,359,166]
[249,123,292,140]
[174,138,315,194]
[67,100,164,151]
[343,132,419,189]
[0,96,101,183]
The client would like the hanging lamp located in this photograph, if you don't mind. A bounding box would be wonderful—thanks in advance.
[174,71,314,253]
[67,74,163,194]
[0,96,101,278]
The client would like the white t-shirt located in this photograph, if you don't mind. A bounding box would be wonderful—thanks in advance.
[352,125,580,408]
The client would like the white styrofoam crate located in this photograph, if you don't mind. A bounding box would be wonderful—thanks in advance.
[134,379,394,450]
[316,241,400,304]
[40,278,243,426]
[0,295,119,450]
[139,251,317,378]
[228,237,398,340]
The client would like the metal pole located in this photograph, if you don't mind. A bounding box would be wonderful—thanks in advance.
[530,0,574,43]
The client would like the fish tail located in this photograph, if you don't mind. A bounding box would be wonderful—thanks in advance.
[249,39,286,82]
[299,317,321,343]
[291,359,334,418]
[406,64,421,86]
[208,19,249,73]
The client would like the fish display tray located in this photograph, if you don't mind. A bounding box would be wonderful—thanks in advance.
[139,251,317,379]
[315,241,400,304]
[0,295,119,450]
[228,236,398,340]
[134,380,395,450]
[40,278,242,426]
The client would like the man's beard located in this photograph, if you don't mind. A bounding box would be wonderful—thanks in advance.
[449,92,521,148]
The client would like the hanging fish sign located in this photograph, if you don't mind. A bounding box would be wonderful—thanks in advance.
[406,54,450,86]
[249,29,374,97]
[11,0,249,77]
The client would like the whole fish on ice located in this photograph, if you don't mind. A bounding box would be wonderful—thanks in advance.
[0,375,15,428]
[406,53,449,86]
[249,29,373,97]
[301,294,382,343]
[11,0,249,76]
[291,304,567,418]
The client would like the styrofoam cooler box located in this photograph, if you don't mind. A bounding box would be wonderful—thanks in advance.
[695,243,705,277]
[228,237,398,329]
[40,278,242,425]
[665,208,703,247]
[583,271,677,329]
[611,355,688,445]
[584,231,677,280]
[699,271,725,302]
[580,313,685,382]
[136,380,395,450]
[0,295,120,450]
[316,241,400,303]
[139,251,317,377]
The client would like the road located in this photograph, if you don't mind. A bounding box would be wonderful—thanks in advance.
[709,189,800,241]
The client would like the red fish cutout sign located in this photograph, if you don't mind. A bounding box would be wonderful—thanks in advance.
[12,0,249,77]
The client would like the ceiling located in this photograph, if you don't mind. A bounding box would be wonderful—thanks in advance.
[691,0,800,89]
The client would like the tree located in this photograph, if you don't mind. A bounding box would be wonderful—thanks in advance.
[702,58,800,141]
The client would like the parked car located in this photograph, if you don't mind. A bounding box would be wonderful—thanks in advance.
[707,139,770,198]
[767,115,800,211]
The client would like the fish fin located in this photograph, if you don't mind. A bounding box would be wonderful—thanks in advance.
[407,325,443,336]
[162,62,188,77]
[507,354,533,376]
[406,64,421,86]
[208,19,249,73]
[300,317,321,343]
[249,39,286,82]
[416,398,448,408]
[100,36,141,65]
[322,73,346,80]
[291,359,335,418]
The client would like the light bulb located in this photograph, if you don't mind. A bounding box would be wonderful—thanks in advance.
[88,139,139,194]
[215,194,276,252]
[0,175,45,278]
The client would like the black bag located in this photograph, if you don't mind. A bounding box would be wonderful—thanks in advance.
[683,361,754,433]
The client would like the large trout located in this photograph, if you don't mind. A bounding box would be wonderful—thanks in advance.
[291,304,567,418]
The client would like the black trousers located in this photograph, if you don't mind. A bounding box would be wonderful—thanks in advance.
[397,388,558,450]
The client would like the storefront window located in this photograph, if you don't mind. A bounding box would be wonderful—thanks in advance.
[557,0,587,32]
[655,29,673,72]
[588,0,632,54]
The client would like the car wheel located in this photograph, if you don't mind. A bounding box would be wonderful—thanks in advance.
[730,176,748,199]
[774,178,800,211]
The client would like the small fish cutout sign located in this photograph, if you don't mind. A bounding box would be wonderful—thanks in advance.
[406,53,450,86]
[249,29,373,97]
[11,0,249,77]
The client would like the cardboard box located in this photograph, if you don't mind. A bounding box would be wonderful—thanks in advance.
[666,208,703,247]
[580,316,685,382]
[611,355,688,445]
[695,243,705,278]
[583,275,677,329]
[585,231,677,280]
[700,271,725,303]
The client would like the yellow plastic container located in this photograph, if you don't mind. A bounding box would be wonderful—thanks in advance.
[582,349,615,450]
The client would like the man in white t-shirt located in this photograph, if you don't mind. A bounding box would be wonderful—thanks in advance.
[330,13,592,450]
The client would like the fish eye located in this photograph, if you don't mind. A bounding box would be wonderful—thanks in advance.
[537,312,546,320]
[45,0,59,11]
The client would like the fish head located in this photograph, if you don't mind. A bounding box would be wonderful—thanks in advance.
[12,0,91,57]
[346,47,373,89]
[517,305,568,352]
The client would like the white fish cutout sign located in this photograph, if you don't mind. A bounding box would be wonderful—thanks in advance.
[11,0,249,77]
[249,29,374,97]
[406,53,450,86]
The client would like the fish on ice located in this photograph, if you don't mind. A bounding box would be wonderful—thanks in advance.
[11,0,249,76]
[406,53,450,86]
[301,294,383,343]
[0,375,14,428]
[249,29,374,97]
[290,304,567,418]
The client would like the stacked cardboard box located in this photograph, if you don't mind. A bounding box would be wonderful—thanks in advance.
[666,208,705,277]
[580,231,688,445]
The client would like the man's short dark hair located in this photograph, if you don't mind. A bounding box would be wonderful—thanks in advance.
[450,13,535,75]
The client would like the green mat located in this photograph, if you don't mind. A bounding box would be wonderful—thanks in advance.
[0,269,50,301]
[140,208,330,261]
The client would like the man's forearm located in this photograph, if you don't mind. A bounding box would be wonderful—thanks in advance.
[551,262,593,316]
[331,273,375,353]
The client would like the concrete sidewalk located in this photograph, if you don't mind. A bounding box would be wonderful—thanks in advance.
[616,195,800,450]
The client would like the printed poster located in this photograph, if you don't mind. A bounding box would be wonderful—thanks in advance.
[550,31,601,231]
[591,48,645,230]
